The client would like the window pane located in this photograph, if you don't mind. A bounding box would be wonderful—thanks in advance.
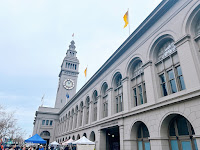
[138,141,143,150]
[169,122,176,136]
[168,70,177,93]
[142,125,149,138]
[46,120,49,125]
[139,85,143,104]
[160,74,166,82]
[160,74,168,96]
[50,121,53,126]
[144,142,151,150]
[181,141,192,150]
[177,66,182,76]
[138,128,141,138]
[116,97,118,113]
[170,140,179,150]
[42,120,45,125]
[179,76,186,90]
[177,117,189,136]
[134,88,138,106]
[170,80,177,93]
[162,83,168,96]
[194,139,198,150]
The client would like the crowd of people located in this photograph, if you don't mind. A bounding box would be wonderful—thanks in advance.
[0,144,77,150]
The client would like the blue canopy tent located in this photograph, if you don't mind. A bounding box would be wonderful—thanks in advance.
[25,134,47,144]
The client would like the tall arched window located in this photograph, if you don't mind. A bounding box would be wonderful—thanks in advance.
[155,39,185,97]
[74,105,78,128]
[137,123,150,150]
[196,19,200,36]
[130,59,147,107]
[92,90,98,122]
[113,73,123,113]
[101,82,108,118]
[169,115,197,150]
[85,96,90,124]
[79,102,83,127]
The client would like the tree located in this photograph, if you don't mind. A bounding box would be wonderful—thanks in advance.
[0,105,25,144]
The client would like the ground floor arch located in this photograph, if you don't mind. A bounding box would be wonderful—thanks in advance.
[89,131,96,142]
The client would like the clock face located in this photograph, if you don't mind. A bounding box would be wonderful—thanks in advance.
[63,79,74,90]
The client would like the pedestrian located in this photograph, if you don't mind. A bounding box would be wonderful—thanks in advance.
[63,146,68,150]
[38,145,44,150]
[55,146,59,150]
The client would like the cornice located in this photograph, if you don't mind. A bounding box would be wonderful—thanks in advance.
[59,0,179,114]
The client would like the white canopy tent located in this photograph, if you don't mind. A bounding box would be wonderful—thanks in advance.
[49,141,60,146]
[62,139,74,145]
[72,136,95,150]
[72,136,95,145]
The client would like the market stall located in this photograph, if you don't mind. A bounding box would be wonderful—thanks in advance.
[72,136,95,150]
[24,134,46,144]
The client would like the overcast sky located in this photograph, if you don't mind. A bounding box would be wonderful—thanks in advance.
[0,0,162,138]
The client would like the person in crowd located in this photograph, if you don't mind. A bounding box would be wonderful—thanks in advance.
[63,145,68,150]
[38,145,44,150]
[55,146,59,150]
[50,145,53,150]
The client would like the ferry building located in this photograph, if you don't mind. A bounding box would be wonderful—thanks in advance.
[33,0,200,149]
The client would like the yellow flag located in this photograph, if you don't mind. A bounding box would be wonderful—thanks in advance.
[84,67,87,77]
[123,11,129,28]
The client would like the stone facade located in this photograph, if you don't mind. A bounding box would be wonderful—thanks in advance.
[33,0,200,149]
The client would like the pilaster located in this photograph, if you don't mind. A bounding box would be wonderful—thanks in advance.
[88,100,93,124]
[122,77,129,112]
[143,61,156,104]
[107,88,113,117]
[82,105,86,126]
[97,95,101,120]
[119,125,124,150]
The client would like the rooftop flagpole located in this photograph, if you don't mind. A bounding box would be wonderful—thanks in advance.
[128,8,130,36]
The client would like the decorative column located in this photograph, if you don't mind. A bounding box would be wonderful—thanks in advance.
[107,88,113,117]
[143,61,156,104]
[82,105,86,126]
[119,125,124,150]
[97,95,101,120]
[122,77,129,112]
[88,100,93,124]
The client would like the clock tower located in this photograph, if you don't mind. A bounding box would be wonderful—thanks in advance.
[55,40,79,109]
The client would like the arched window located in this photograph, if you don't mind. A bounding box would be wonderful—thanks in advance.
[85,96,90,124]
[83,133,87,138]
[113,73,123,113]
[92,90,98,122]
[155,39,185,97]
[72,135,75,140]
[169,115,197,150]
[137,123,150,150]
[90,131,95,142]
[130,59,147,107]
[196,19,200,36]
[79,102,83,127]
[40,131,50,137]
[77,134,80,140]
[101,82,108,118]
[74,105,78,128]
[71,109,74,130]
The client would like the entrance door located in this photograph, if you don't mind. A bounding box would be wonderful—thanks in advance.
[106,126,120,150]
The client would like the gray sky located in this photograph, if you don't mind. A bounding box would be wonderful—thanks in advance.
[0,0,162,138]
